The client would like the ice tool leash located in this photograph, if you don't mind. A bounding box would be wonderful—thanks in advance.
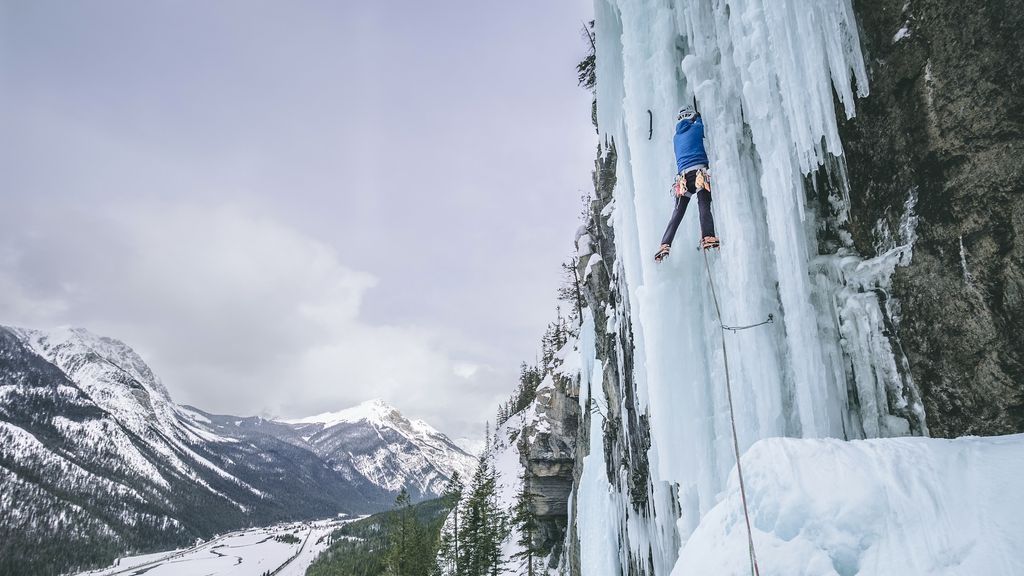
[702,248,772,576]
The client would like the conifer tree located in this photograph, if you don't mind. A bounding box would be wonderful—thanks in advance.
[577,20,596,91]
[557,258,585,328]
[387,487,423,576]
[435,472,464,576]
[457,454,507,576]
[386,488,408,575]
[510,472,542,576]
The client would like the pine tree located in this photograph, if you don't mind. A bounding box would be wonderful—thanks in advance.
[557,258,585,329]
[484,478,508,576]
[510,472,542,576]
[457,454,507,576]
[387,487,417,576]
[540,313,570,369]
[410,517,432,576]
[435,524,456,576]
[497,402,510,427]
[577,20,596,91]
[435,472,464,576]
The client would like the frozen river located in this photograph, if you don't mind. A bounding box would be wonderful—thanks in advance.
[77,517,349,576]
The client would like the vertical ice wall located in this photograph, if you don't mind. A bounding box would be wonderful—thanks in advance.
[578,0,928,572]
[574,312,624,576]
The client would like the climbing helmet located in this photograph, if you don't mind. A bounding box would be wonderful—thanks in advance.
[677,106,697,122]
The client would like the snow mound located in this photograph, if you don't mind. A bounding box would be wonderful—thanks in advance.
[674,434,1024,576]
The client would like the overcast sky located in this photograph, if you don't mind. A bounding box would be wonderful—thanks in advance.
[0,1,596,439]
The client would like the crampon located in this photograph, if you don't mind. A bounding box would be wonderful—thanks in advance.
[654,243,671,262]
[700,236,721,250]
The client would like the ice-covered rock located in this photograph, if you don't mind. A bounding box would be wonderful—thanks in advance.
[838,0,1024,438]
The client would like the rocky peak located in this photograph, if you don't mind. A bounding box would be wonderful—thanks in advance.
[12,325,180,439]
[285,397,400,429]
[285,399,477,499]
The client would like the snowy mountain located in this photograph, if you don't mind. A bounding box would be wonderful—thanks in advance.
[0,325,473,576]
[193,399,477,502]
[283,399,477,500]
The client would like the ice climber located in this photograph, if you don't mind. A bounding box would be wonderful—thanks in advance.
[654,105,719,262]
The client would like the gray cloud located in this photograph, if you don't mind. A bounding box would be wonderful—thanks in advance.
[0,202,514,436]
[0,0,595,438]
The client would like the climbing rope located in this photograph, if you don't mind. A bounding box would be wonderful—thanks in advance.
[702,248,763,576]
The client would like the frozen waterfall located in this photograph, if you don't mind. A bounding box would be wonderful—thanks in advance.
[576,0,928,572]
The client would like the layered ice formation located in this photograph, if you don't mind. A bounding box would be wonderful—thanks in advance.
[574,0,940,572]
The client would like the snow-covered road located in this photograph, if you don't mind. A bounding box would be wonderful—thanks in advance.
[76,518,347,576]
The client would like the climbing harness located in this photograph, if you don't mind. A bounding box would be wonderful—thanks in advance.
[673,167,711,199]
[702,249,769,576]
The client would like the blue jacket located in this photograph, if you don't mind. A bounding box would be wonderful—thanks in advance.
[674,116,709,173]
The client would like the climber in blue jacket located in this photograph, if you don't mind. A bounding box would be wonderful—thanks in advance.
[654,106,719,262]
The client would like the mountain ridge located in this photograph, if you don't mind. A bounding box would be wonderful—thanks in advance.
[0,324,476,576]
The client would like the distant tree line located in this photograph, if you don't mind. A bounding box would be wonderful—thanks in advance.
[495,271,582,429]
[306,444,545,576]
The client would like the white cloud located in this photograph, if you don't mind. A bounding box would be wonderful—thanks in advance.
[0,202,505,437]
[453,362,480,379]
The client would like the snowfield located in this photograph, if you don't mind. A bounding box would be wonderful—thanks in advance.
[674,434,1024,576]
[76,518,347,576]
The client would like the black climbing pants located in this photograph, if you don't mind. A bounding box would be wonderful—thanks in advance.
[660,170,716,246]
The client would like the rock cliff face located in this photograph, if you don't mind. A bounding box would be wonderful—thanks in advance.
[517,382,578,561]
[565,144,669,574]
[838,0,1024,437]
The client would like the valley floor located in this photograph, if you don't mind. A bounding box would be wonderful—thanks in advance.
[75,517,349,576]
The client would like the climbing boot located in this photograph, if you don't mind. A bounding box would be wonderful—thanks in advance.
[700,236,720,250]
[654,243,671,262]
